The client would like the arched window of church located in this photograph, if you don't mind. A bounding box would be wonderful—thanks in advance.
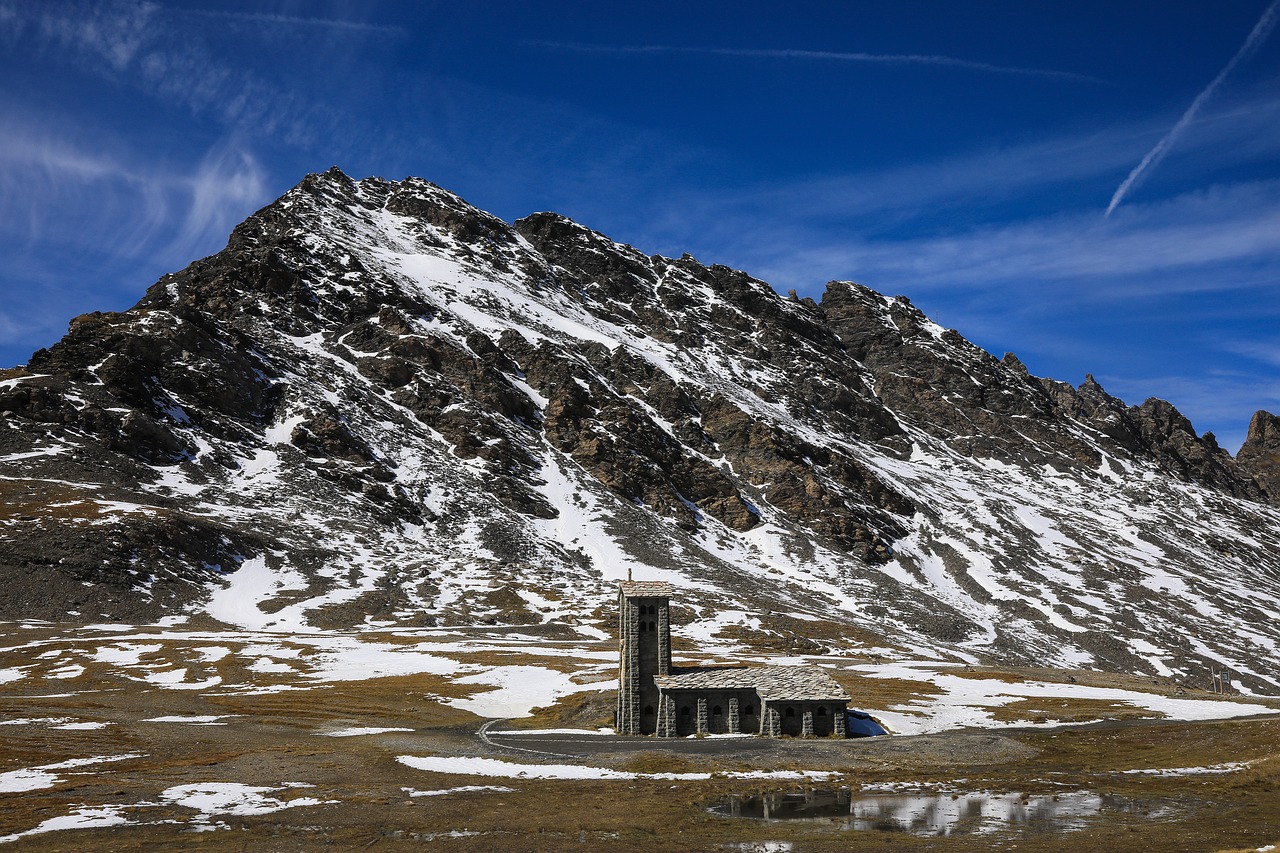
[712,705,722,716]
[648,620,656,631]
[816,706,827,716]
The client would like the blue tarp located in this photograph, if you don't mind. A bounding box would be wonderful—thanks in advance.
[845,710,888,737]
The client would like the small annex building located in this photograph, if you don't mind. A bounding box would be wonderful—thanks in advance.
[616,580,850,737]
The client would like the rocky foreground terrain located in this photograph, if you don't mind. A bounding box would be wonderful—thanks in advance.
[2,167,1279,689]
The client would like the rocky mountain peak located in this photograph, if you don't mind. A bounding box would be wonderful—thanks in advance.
[3,170,1280,691]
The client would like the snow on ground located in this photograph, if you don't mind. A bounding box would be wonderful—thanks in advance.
[159,782,332,820]
[529,447,705,592]
[247,657,296,674]
[295,637,465,683]
[142,715,237,725]
[397,754,834,782]
[859,434,1280,687]
[90,643,163,665]
[325,727,414,737]
[851,662,1280,734]
[0,806,134,845]
[142,668,221,689]
[0,754,144,794]
[677,609,760,648]
[204,557,314,633]
[1120,761,1255,776]
[4,624,1276,736]
[10,628,469,689]
[447,665,597,718]
[402,785,515,797]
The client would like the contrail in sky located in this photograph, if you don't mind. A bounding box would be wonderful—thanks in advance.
[1105,0,1280,218]
[179,8,406,36]
[529,42,1102,83]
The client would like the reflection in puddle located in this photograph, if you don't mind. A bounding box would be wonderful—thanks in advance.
[712,789,1162,835]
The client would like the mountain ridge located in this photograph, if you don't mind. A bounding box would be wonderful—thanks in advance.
[2,167,1279,691]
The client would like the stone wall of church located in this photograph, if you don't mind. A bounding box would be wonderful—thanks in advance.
[760,699,846,737]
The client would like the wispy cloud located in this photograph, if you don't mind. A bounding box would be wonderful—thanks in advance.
[0,127,164,250]
[0,118,269,267]
[577,88,1280,304]
[529,41,1103,83]
[738,179,1280,300]
[1220,340,1280,371]
[173,8,406,36]
[1105,0,1280,216]
[0,1,342,148]
[546,84,1280,275]
[23,0,156,71]
[173,142,267,255]
[0,120,271,366]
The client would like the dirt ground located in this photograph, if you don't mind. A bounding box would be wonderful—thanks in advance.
[2,623,1278,852]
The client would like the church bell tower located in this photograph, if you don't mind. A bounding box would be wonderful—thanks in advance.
[616,580,673,735]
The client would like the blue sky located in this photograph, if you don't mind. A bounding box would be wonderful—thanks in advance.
[1,1,1278,452]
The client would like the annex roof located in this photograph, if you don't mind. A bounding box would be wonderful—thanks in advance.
[654,665,849,702]
[618,581,674,597]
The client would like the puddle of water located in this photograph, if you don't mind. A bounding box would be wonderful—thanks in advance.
[711,789,1163,835]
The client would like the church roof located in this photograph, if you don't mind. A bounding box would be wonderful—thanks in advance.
[654,665,849,701]
[619,581,674,597]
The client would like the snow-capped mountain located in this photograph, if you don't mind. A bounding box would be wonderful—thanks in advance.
[2,168,1279,690]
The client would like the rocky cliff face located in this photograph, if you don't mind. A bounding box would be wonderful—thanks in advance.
[1239,410,1280,502]
[2,168,1279,689]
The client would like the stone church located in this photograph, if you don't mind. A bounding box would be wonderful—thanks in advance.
[616,580,850,737]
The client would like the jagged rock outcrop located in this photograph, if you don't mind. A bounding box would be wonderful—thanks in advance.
[1238,410,1280,501]
[2,167,1279,690]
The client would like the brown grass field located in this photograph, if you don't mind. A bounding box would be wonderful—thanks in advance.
[1,624,1278,852]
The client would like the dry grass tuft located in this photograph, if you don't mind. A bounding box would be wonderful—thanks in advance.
[619,751,701,776]
[1231,753,1280,791]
